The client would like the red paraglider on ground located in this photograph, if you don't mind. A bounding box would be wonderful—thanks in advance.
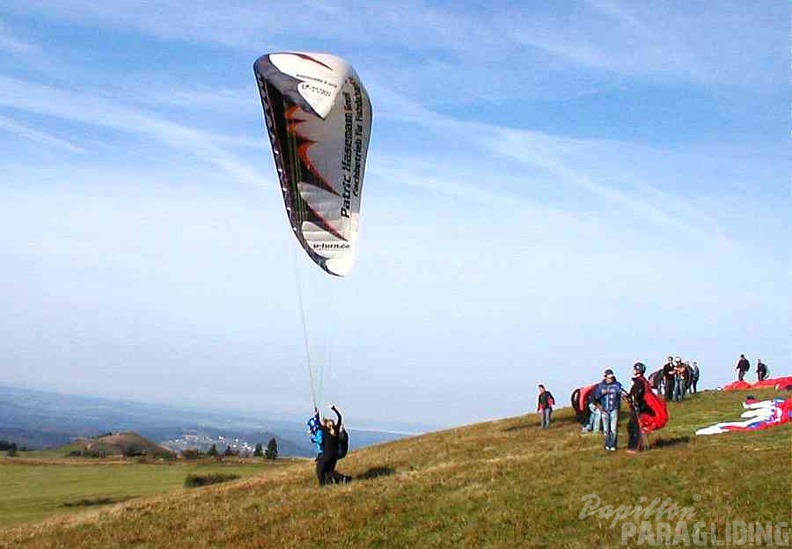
[722,376,792,392]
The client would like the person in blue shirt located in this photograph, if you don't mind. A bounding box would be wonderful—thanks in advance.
[591,369,624,451]
[307,404,350,486]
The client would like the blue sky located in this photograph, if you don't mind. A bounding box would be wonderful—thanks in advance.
[0,1,788,430]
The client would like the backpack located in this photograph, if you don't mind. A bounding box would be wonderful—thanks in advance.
[337,427,349,459]
[571,388,586,424]
[570,388,581,412]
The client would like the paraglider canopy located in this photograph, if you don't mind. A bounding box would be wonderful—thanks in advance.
[253,52,373,277]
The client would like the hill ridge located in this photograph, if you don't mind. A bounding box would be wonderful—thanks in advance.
[68,431,174,459]
[3,389,790,548]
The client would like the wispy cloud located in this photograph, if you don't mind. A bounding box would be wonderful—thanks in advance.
[2,1,486,53]
[0,75,263,188]
[493,131,727,244]
[0,114,84,152]
[138,87,257,114]
[4,1,781,111]
[370,86,730,246]
[0,66,745,254]
[508,2,705,83]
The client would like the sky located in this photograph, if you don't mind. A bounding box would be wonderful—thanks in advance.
[0,1,789,431]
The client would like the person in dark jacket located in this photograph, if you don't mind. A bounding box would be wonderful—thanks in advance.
[735,354,750,381]
[690,361,700,394]
[756,359,769,381]
[537,384,555,428]
[626,362,654,454]
[591,369,623,451]
[661,356,675,400]
[308,404,350,486]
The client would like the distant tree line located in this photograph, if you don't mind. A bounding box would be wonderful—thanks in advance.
[0,441,19,456]
[182,438,278,460]
[265,438,278,459]
[69,448,107,458]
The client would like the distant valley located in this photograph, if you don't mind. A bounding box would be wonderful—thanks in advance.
[0,385,419,457]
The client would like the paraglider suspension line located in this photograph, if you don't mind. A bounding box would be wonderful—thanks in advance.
[293,249,318,410]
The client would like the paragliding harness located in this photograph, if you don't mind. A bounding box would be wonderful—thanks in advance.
[337,426,349,459]
[571,388,585,424]
[328,429,351,484]
[631,377,668,433]
[571,385,597,425]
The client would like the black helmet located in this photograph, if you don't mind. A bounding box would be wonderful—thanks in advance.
[633,362,646,374]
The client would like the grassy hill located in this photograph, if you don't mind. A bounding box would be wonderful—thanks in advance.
[2,389,789,547]
[66,431,175,459]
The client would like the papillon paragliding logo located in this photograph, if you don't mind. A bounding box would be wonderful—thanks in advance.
[253,52,373,409]
[579,493,790,547]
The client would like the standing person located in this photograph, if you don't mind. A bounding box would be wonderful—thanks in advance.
[662,356,675,400]
[735,354,750,381]
[756,359,769,381]
[307,404,350,486]
[626,363,654,454]
[591,369,623,451]
[690,361,700,394]
[537,385,555,429]
[672,358,687,401]
[683,362,694,395]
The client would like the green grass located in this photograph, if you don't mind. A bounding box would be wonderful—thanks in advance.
[1,389,789,548]
[0,457,289,528]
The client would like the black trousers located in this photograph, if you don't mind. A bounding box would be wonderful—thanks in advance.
[316,454,338,486]
[627,410,642,451]
[663,377,674,400]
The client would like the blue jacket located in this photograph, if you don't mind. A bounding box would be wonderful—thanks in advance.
[307,414,323,454]
[592,380,623,412]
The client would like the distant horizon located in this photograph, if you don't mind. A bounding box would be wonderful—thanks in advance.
[0,383,441,435]
[8,371,788,435]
